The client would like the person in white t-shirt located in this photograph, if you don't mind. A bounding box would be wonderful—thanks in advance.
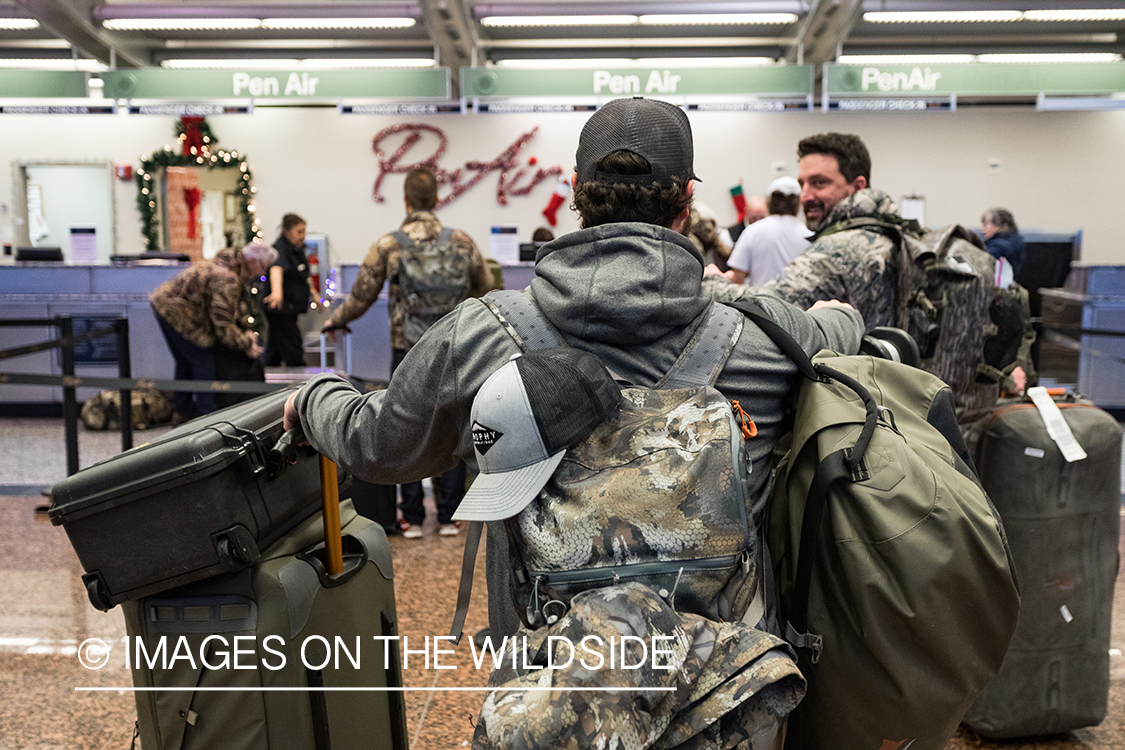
[725,176,812,287]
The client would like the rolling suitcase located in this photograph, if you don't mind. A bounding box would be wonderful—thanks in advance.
[962,388,1122,737]
[49,387,331,610]
[126,457,408,750]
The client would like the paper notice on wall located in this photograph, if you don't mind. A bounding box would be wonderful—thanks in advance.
[900,196,925,226]
[490,225,519,265]
[69,226,97,264]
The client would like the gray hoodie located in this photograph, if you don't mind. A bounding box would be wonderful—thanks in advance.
[295,222,863,635]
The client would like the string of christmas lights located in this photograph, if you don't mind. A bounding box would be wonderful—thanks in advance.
[135,118,262,251]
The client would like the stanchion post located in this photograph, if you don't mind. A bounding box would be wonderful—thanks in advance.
[115,317,133,451]
[58,315,79,476]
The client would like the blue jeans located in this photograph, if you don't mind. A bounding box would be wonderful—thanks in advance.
[155,312,217,416]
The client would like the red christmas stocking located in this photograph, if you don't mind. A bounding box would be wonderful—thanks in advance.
[183,188,201,239]
[541,176,571,227]
[730,183,747,223]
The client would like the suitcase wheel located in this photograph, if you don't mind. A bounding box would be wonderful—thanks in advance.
[82,572,114,612]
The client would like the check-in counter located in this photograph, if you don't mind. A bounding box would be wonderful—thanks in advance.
[1039,263,1125,410]
[0,264,180,406]
[327,263,536,382]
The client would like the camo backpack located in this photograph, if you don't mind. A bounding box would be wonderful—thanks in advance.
[80,388,173,431]
[820,219,1032,422]
[392,227,471,348]
[450,290,768,640]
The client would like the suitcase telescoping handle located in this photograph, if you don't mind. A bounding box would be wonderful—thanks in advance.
[318,453,344,576]
[274,427,345,576]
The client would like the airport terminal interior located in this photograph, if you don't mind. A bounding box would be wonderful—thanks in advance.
[2,0,1125,748]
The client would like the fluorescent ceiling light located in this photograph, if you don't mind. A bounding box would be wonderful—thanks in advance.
[638,13,797,25]
[837,54,975,64]
[481,15,639,27]
[978,53,1121,63]
[0,19,39,30]
[160,58,434,70]
[0,58,108,71]
[495,57,774,69]
[260,18,415,30]
[1024,10,1125,22]
[104,18,262,31]
[864,11,1023,23]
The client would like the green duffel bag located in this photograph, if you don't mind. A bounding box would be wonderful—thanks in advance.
[727,300,1021,750]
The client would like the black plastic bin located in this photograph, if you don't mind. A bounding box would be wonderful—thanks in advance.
[49,387,344,611]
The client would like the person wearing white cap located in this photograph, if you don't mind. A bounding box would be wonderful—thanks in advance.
[283,97,863,640]
[724,175,813,287]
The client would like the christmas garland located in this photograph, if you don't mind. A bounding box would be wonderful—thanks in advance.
[135,124,261,251]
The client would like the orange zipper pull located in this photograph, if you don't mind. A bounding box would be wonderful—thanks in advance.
[731,400,757,438]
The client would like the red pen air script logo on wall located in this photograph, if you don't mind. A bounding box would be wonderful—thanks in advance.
[371,123,564,208]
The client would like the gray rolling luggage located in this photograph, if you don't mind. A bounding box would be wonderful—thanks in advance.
[49,387,329,610]
[962,389,1122,737]
[126,498,408,750]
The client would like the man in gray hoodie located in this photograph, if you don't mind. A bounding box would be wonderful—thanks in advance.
[284,97,863,638]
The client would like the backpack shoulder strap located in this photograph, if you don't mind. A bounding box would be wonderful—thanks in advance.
[437,226,455,246]
[658,303,744,388]
[391,229,413,251]
[483,289,566,351]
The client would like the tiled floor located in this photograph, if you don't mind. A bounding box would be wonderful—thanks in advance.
[0,419,1122,750]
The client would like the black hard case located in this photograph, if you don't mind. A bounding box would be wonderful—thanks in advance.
[49,388,331,611]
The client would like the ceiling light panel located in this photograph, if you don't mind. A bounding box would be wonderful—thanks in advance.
[863,11,1023,24]
[481,15,639,27]
[160,58,434,70]
[837,54,975,64]
[260,18,416,30]
[638,14,797,26]
[0,19,39,30]
[103,19,262,31]
[977,53,1122,63]
[0,58,107,71]
[1024,10,1125,22]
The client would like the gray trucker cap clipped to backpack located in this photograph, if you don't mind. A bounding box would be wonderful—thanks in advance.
[575,97,701,186]
[452,348,622,522]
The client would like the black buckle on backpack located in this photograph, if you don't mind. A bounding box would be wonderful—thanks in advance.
[785,622,824,664]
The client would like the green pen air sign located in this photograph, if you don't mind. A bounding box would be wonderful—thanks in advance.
[100,68,450,100]
[0,71,88,98]
[825,62,1125,97]
[461,66,813,99]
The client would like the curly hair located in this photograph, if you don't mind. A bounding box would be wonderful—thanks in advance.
[571,150,692,229]
[797,133,872,184]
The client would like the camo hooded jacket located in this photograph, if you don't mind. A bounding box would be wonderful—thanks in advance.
[759,188,918,330]
[325,210,492,351]
[471,583,804,750]
[149,247,259,353]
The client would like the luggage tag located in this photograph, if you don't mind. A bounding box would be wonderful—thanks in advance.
[1026,387,1087,463]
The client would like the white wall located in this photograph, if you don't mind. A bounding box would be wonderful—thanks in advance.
[1,106,1122,266]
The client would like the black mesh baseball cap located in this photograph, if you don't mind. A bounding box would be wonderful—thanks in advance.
[575,97,701,187]
[453,348,622,522]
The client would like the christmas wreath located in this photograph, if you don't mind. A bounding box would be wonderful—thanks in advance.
[135,116,262,251]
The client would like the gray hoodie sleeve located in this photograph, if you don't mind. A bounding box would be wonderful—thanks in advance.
[294,298,520,484]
